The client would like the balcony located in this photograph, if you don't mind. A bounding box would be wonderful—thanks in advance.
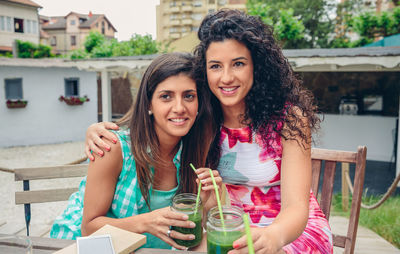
[169,19,180,26]
[182,19,193,25]
[168,6,180,13]
[182,5,193,12]
[170,33,181,39]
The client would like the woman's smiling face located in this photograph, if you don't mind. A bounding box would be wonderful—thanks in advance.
[205,39,254,114]
[150,73,198,143]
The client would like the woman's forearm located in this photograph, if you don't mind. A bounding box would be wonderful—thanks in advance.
[269,203,309,248]
[81,213,149,236]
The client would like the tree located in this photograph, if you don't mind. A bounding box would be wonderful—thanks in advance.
[16,40,53,58]
[70,31,164,59]
[247,2,305,49]
[349,6,400,46]
[84,31,105,53]
[247,0,335,48]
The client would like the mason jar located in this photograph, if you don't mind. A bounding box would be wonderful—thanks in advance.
[206,206,245,254]
[170,193,203,248]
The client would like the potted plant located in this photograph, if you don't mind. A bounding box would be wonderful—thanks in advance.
[6,99,28,109]
[59,95,90,106]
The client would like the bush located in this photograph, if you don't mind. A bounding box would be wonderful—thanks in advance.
[16,40,54,58]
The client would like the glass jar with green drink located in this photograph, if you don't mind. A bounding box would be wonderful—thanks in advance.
[207,206,245,254]
[170,193,203,248]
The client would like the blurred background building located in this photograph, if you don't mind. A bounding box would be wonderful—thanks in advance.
[156,0,246,51]
[0,0,41,53]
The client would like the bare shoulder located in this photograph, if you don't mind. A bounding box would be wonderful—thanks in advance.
[89,138,123,177]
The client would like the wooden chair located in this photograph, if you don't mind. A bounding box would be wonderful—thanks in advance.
[14,164,88,236]
[311,146,367,254]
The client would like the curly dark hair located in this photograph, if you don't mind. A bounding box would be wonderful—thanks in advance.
[193,9,320,169]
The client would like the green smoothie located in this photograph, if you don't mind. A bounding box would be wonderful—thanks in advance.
[171,212,203,248]
[207,230,243,254]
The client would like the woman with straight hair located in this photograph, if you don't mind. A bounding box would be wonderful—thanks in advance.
[50,52,222,250]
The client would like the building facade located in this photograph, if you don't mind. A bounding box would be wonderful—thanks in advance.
[0,58,97,147]
[41,12,117,55]
[156,0,246,43]
[0,0,41,53]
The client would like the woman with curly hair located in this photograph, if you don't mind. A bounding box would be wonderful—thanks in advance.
[84,9,332,254]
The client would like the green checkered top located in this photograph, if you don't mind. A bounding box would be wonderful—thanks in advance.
[50,129,182,239]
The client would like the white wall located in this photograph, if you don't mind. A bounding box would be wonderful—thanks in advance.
[315,114,397,162]
[0,66,97,147]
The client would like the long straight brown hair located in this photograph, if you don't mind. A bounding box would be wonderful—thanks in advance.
[118,53,213,208]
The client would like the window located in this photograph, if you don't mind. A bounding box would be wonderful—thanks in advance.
[101,21,105,34]
[193,1,202,7]
[5,78,23,100]
[70,20,76,25]
[50,36,57,46]
[96,22,98,27]
[170,14,178,20]
[191,26,199,32]
[65,78,79,97]
[192,13,203,20]
[70,35,76,46]
[0,16,5,31]
[170,1,177,7]
[209,0,215,3]
[14,18,24,33]
[208,9,216,13]
[169,27,178,33]
[6,17,12,31]
[26,20,31,33]
[32,20,37,34]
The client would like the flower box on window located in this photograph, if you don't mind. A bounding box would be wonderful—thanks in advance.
[6,99,28,109]
[59,95,90,106]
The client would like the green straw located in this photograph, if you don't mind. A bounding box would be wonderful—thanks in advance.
[208,169,226,233]
[190,163,201,215]
[242,213,255,254]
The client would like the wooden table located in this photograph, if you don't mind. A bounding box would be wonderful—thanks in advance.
[0,234,205,254]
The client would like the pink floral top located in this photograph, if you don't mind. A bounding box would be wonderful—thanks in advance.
[218,125,333,253]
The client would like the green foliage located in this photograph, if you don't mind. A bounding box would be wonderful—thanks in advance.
[332,193,400,248]
[247,2,305,49]
[69,49,89,59]
[16,40,54,58]
[73,31,161,59]
[275,9,305,48]
[348,6,400,46]
[247,0,334,48]
[84,31,105,53]
[0,51,13,58]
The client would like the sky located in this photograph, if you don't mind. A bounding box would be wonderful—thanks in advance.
[34,0,160,41]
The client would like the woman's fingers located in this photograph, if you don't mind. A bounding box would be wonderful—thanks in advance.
[156,230,187,250]
[195,168,222,191]
[103,121,120,130]
[85,143,94,161]
[98,127,118,145]
[170,230,195,241]
[88,139,105,157]
[166,218,196,229]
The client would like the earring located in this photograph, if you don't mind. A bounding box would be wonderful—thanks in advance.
[196,112,199,116]
[148,110,153,115]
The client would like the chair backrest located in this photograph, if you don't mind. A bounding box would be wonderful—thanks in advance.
[14,164,87,235]
[311,146,367,254]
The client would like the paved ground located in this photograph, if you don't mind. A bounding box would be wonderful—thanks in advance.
[330,216,399,254]
[0,142,398,253]
[0,141,86,236]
